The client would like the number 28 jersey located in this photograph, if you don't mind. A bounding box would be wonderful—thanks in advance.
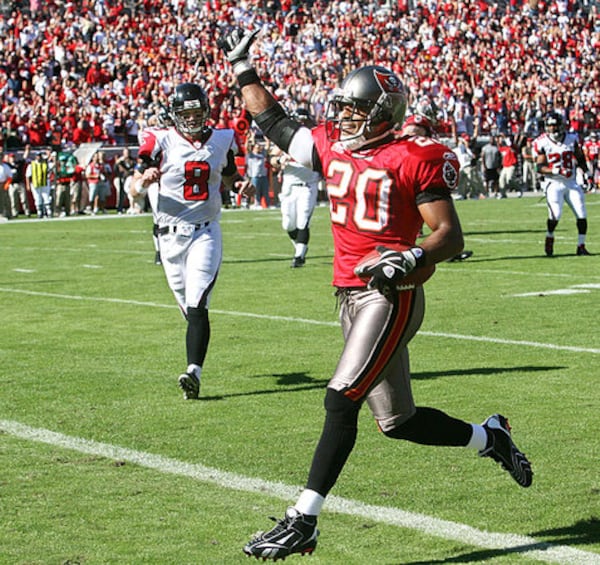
[312,126,460,287]
[532,132,580,186]
[138,127,238,226]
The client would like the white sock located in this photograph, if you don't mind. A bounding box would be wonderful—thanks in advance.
[295,243,307,258]
[466,424,488,450]
[578,235,586,246]
[295,489,325,516]
[187,364,202,378]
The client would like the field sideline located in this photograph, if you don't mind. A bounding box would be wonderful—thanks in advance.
[1,196,599,564]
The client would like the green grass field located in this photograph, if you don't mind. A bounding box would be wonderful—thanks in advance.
[1,194,599,565]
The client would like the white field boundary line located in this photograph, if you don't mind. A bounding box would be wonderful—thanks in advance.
[1,420,598,565]
[1,287,599,355]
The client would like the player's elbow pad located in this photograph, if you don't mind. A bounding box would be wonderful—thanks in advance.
[253,104,301,154]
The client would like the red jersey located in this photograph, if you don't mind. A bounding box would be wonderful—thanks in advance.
[312,126,459,287]
[499,145,518,167]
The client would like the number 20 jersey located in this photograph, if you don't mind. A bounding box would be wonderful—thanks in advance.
[312,125,460,287]
[138,127,237,226]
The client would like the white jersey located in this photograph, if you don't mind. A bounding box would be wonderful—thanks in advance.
[533,132,580,187]
[138,126,237,226]
[281,158,321,193]
[0,162,13,184]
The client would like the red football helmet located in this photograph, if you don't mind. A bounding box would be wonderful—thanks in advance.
[402,114,435,135]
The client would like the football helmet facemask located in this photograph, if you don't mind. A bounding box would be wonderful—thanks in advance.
[325,65,406,151]
[545,111,565,143]
[170,83,210,138]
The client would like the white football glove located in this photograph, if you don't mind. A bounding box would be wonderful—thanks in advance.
[217,27,260,74]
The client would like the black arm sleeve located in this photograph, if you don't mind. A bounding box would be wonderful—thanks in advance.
[415,186,453,205]
[252,104,302,154]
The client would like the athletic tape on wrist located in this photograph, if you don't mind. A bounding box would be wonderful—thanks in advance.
[236,68,261,88]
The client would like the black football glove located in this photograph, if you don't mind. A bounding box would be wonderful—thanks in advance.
[217,27,260,72]
[355,246,421,293]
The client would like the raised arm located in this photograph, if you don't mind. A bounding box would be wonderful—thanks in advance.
[218,28,317,171]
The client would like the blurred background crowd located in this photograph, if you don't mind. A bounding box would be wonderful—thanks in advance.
[1,0,599,217]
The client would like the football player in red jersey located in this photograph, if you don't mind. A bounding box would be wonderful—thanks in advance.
[400,114,474,262]
[219,29,533,560]
[131,83,253,400]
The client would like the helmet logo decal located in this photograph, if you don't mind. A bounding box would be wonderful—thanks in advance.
[374,69,401,93]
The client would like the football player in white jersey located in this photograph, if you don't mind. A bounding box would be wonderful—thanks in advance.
[533,112,592,256]
[131,83,253,399]
[271,109,323,268]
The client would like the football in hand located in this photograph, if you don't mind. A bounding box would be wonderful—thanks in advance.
[354,245,436,290]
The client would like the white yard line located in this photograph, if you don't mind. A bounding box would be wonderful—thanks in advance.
[1,419,598,565]
[1,287,599,354]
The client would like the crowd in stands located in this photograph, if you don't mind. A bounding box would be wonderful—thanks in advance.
[1,0,599,218]
[1,0,599,153]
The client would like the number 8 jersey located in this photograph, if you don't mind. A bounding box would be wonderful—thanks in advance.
[138,126,238,227]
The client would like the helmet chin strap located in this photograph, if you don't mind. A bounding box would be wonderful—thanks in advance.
[338,127,392,151]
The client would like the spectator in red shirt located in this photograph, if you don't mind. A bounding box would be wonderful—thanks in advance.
[72,120,91,145]
[498,134,520,198]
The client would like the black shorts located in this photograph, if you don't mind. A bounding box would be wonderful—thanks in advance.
[484,168,499,182]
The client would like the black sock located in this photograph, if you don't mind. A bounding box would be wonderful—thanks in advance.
[384,406,472,446]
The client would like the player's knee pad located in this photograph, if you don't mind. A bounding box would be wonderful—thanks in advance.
[577,218,587,234]
[324,388,361,426]
[296,227,309,245]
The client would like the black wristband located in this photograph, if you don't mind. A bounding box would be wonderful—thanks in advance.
[237,69,261,88]
[410,246,426,268]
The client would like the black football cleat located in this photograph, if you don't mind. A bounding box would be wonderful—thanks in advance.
[479,414,533,488]
[447,250,473,262]
[243,507,318,561]
[178,372,200,400]
[544,237,554,257]
[576,244,591,256]
[291,256,305,268]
